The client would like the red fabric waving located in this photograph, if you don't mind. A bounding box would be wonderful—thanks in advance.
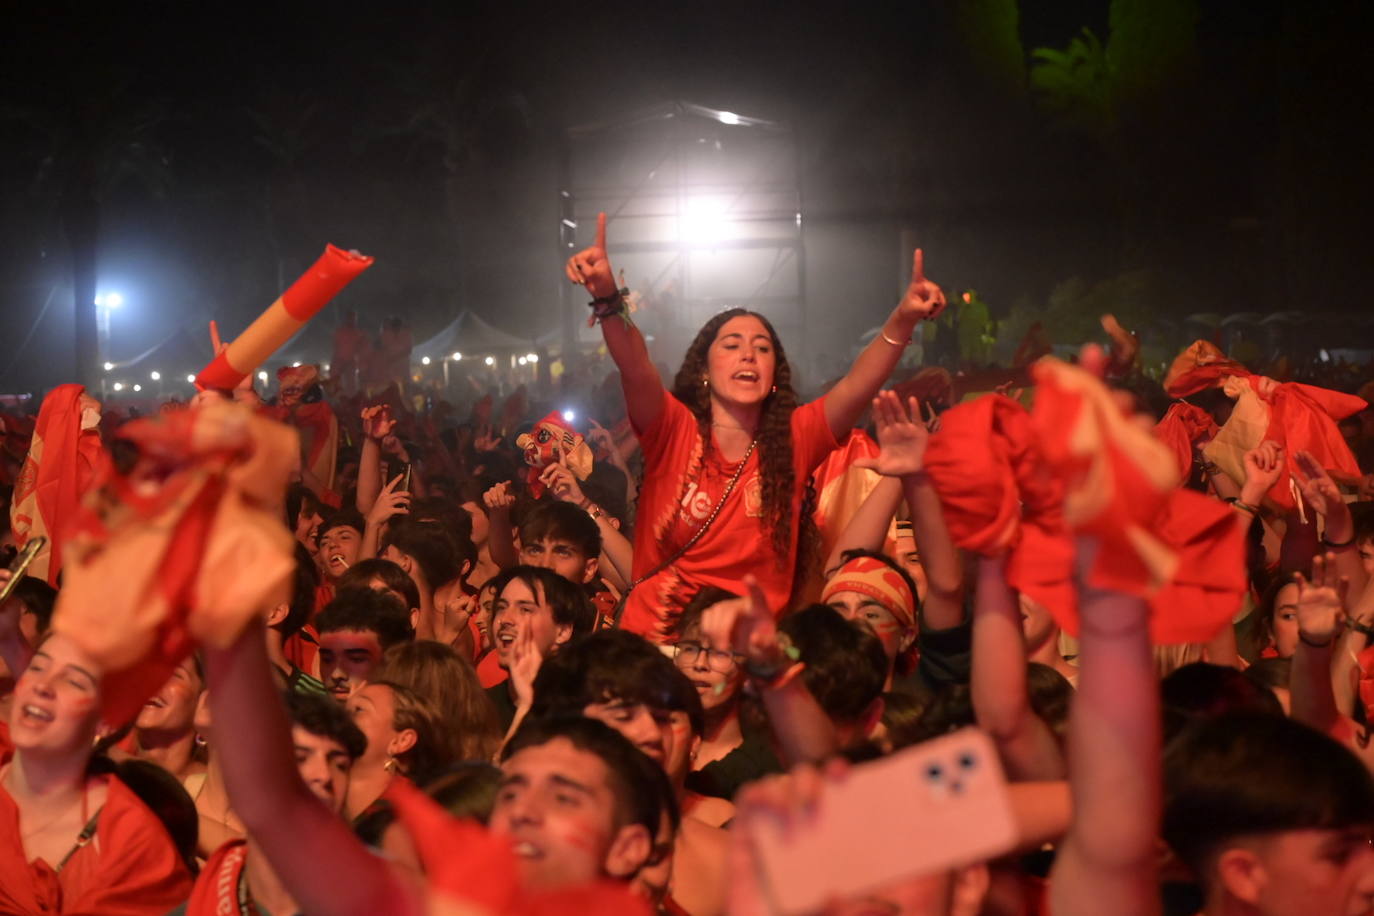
[1154,402,1217,482]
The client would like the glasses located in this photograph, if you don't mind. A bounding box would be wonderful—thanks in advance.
[672,642,743,673]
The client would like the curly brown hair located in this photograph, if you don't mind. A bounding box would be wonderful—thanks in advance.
[670,309,815,572]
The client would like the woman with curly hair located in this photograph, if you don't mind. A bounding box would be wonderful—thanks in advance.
[565,213,948,639]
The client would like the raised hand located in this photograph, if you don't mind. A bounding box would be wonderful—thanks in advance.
[897,248,948,322]
[1294,553,1347,646]
[700,576,783,671]
[483,480,516,515]
[360,405,396,441]
[508,624,544,709]
[853,391,929,478]
[586,418,616,456]
[540,463,586,506]
[1100,314,1140,374]
[565,212,618,299]
[436,592,476,648]
[473,425,502,453]
[1293,450,1343,519]
[366,473,410,528]
[1240,440,1285,505]
[380,434,410,463]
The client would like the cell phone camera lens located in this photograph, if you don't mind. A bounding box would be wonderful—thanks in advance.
[925,763,944,782]
[958,752,977,770]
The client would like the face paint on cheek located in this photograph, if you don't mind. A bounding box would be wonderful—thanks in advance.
[557,818,608,854]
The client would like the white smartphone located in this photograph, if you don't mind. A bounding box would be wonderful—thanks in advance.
[743,727,1018,915]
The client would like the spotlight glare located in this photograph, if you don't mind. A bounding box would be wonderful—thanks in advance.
[561,409,576,423]
[149,370,161,381]
[257,371,269,382]
[103,362,114,371]
[484,356,495,366]
[421,356,431,365]
[681,196,733,245]
[133,384,142,392]
[718,111,741,125]
[291,361,301,368]
[113,382,124,391]
[526,353,539,363]
[518,356,527,366]
[452,351,462,361]
[186,374,196,383]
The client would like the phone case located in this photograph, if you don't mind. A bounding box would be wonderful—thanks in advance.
[746,727,1017,915]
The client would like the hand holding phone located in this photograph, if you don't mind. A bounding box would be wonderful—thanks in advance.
[738,728,1017,915]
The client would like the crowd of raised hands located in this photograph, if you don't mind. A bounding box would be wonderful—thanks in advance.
[0,218,1372,916]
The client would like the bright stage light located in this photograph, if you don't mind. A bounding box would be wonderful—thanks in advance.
[257,371,269,382]
[421,356,431,365]
[112,382,124,391]
[291,361,301,368]
[526,353,538,363]
[680,197,733,245]
[718,111,741,125]
[133,384,142,392]
[452,352,462,361]
[518,357,527,366]
[484,356,495,366]
[95,292,124,308]
[149,371,161,381]
[562,409,576,423]
[103,362,114,371]
[186,374,196,383]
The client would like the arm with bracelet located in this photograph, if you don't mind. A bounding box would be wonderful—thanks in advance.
[540,462,635,585]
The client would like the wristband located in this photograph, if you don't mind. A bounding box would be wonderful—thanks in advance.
[880,329,910,347]
[1322,532,1355,548]
[750,660,807,691]
[1232,500,1260,516]
[587,288,630,324]
[744,632,801,683]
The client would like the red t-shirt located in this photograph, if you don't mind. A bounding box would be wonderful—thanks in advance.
[622,391,838,641]
[0,771,194,915]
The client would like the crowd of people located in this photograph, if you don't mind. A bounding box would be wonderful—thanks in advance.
[0,211,1372,916]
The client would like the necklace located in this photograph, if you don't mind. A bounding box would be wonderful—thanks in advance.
[18,782,88,841]
[710,422,755,433]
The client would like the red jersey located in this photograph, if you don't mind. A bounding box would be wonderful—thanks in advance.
[622,391,838,641]
[0,772,194,915]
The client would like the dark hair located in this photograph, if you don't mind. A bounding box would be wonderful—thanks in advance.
[1163,713,1374,879]
[1026,662,1074,738]
[319,507,367,539]
[529,629,705,737]
[115,758,200,877]
[518,501,601,563]
[674,586,740,639]
[780,604,887,727]
[285,482,321,531]
[10,576,58,635]
[877,691,930,752]
[381,518,464,591]
[373,641,501,762]
[671,308,813,571]
[487,566,596,638]
[339,559,421,611]
[316,587,414,649]
[1242,577,1297,661]
[285,689,367,760]
[409,498,478,575]
[274,543,321,640]
[503,715,677,840]
[1161,661,1284,741]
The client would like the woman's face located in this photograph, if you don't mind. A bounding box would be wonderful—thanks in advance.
[1271,583,1301,659]
[674,621,744,713]
[136,656,203,734]
[9,633,104,756]
[706,315,776,409]
[347,683,399,766]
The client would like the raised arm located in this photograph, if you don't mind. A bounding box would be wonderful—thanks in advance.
[204,619,416,916]
[541,463,634,585]
[566,213,665,433]
[1294,450,1368,600]
[972,555,1066,781]
[483,481,519,570]
[821,476,904,575]
[822,249,947,439]
[701,577,839,766]
[852,392,963,628]
[1289,555,1348,739]
[1050,541,1160,916]
[354,406,393,515]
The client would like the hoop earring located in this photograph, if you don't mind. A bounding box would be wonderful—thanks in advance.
[701,376,709,387]
[194,733,208,748]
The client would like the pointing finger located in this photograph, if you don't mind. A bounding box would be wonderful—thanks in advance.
[595,211,607,251]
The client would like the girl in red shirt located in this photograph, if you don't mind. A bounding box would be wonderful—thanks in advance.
[565,213,949,640]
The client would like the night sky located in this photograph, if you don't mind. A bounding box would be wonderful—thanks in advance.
[2,0,1370,394]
